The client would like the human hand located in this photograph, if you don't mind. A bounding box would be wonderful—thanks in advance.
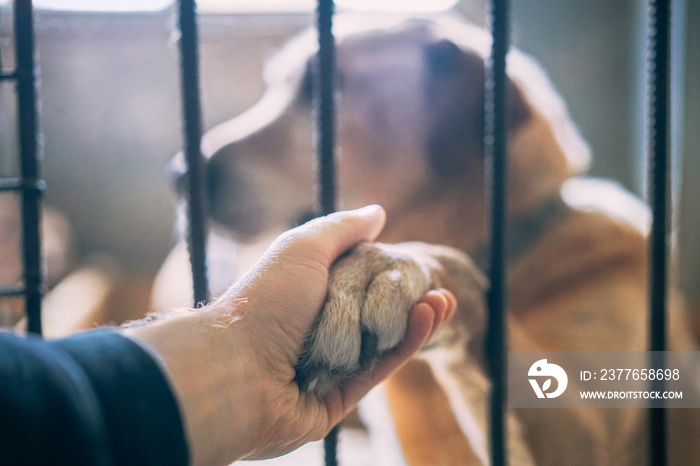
[126,205,456,465]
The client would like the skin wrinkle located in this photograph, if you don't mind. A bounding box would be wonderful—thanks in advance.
[207,298,249,329]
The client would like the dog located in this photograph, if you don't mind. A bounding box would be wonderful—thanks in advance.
[156,14,700,465]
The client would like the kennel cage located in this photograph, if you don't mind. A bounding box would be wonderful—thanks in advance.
[0,0,42,335]
[0,0,675,465]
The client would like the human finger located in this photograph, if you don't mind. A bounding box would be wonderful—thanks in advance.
[271,205,387,269]
[417,289,457,339]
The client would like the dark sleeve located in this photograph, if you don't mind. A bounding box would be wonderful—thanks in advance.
[0,329,189,466]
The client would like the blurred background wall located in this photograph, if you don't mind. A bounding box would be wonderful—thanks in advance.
[0,0,698,313]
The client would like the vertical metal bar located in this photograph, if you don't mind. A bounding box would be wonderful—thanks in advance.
[647,0,670,464]
[14,0,43,335]
[177,0,209,307]
[314,0,337,217]
[314,1,338,464]
[484,1,510,465]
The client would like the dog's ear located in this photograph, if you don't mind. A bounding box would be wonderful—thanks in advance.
[423,39,531,176]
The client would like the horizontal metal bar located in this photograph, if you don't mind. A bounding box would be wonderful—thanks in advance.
[0,284,26,298]
[0,70,17,80]
[0,66,32,81]
[0,177,47,192]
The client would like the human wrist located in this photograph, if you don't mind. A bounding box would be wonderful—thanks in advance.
[124,308,267,465]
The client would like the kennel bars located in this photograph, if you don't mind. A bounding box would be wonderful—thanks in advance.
[2,0,675,464]
[301,0,675,464]
[0,0,43,335]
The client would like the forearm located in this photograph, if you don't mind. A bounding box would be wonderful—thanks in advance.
[123,306,267,466]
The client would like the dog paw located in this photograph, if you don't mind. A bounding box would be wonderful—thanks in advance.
[295,242,444,395]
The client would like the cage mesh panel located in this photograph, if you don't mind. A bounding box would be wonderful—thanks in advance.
[0,0,44,334]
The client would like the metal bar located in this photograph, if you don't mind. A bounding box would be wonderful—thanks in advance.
[647,0,671,464]
[14,0,43,335]
[0,177,46,191]
[1,69,17,80]
[0,284,26,298]
[313,0,339,464]
[177,0,209,307]
[314,0,337,217]
[484,1,510,465]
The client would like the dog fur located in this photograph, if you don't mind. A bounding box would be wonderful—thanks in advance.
[157,14,700,465]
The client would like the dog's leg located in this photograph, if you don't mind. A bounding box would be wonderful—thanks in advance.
[382,359,486,465]
[508,313,648,466]
[422,344,538,466]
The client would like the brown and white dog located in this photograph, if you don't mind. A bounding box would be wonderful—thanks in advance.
[155,14,700,465]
